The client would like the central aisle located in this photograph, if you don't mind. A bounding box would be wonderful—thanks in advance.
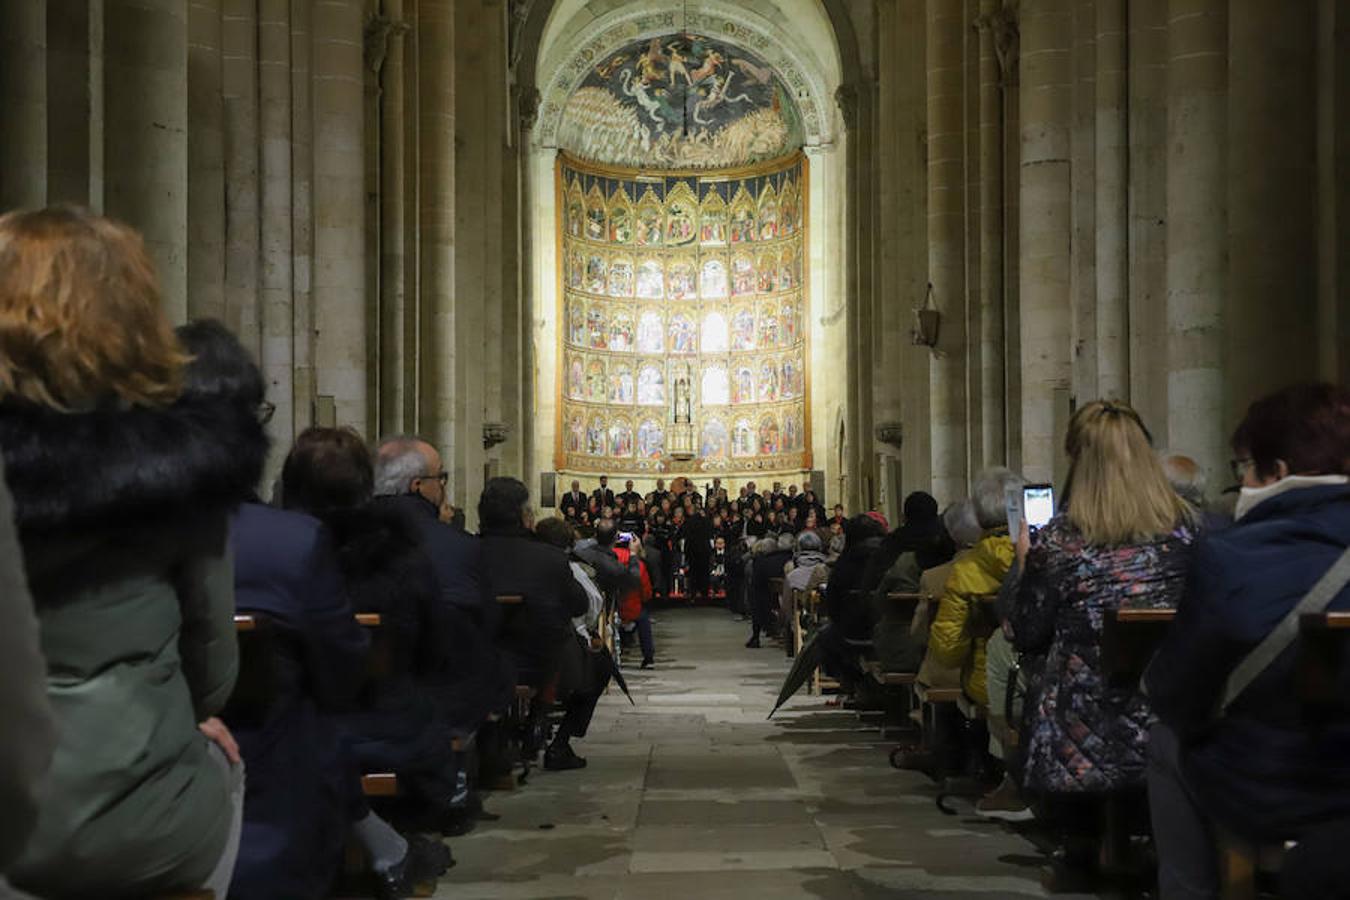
[436,607,1102,899]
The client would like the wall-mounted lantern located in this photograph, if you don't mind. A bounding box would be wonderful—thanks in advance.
[912,283,941,349]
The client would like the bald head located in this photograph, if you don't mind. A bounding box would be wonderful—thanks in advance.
[1161,453,1207,507]
[374,435,442,499]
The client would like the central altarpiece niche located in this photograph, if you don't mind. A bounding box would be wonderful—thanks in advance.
[557,151,809,475]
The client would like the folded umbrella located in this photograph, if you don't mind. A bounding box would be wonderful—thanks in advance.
[599,646,636,706]
[767,628,823,719]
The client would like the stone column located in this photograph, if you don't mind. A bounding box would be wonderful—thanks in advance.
[1127,0,1168,435]
[259,0,295,460]
[1317,0,1350,385]
[374,3,410,436]
[104,0,189,320]
[222,0,259,348]
[290,0,316,433]
[926,0,969,504]
[1017,0,1072,485]
[1094,0,1128,399]
[1165,0,1226,477]
[312,0,368,434]
[418,0,456,476]
[187,0,225,321]
[1070,0,1097,402]
[0,0,47,211]
[1225,2,1318,422]
[976,0,1010,467]
[48,0,94,206]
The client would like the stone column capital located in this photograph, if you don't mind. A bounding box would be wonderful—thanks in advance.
[483,422,511,449]
[974,4,1020,87]
[874,423,905,449]
[517,85,542,132]
[834,83,859,132]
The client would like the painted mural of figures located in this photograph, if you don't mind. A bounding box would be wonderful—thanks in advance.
[758,416,780,455]
[609,310,634,351]
[609,418,633,457]
[567,249,584,289]
[781,358,796,398]
[779,249,795,290]
[637,311,664,353]
[781,300,798,343]
[568,357,584,399]
[586,202,606,240]
[730,204,756,243]
[732,366,754,404]
[636,260,664,299]
[636,204,663,246]
[587,306,607,349]
[780,188,797,236]
[667,43,692,86]
[610,204,633,243]
[700,208,727,245]
[692,70,753,125]
[567,199,584,236]
[608,257,634,297]
[689,48,725,83]
[667,260,696,299]
[637,419,664,458]
[673,375,692,422]
[730,56,772,84]
[668,314,695,353]
[637,364,665,405]
[758,309,778,346]
[666,202,695,244]
[567,414,584,452]
[731,254,755,296]
[732,418,754,457]
[586,254,606,293]
[610,365,634,403]
[586,360,607,401]
[731,308,755,350]
[587,416,606,455]
[700,258,728,297]
[700,418,729,459]
[758,361,779,401]
[701,365,729,405]
[756,254,776,293]
[568,302,586,345]
[784,412,799,450]
[759,199,778,241]
[701,311,728,352]
[620,67,670,126]
[789,355,804,394]
[638,37,667,84]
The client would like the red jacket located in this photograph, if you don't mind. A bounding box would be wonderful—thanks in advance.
[612,546,652,622]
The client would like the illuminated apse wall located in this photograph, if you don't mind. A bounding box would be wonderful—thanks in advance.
[556,152,810,475]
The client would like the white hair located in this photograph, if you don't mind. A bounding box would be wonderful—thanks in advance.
[1159,451,1207,508]
[971,466,1024,530]
[373,435,429,497]
[942,499,983,548]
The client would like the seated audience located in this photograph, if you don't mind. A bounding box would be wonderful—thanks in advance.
[780,530,831,635]
[1146,383,1350,899]
[575,520,650,666]
[1160,451,1231,531]
[0,208,248,898]
[824,513,889,643]
[477,477,598,770]
[929,468,1021,709]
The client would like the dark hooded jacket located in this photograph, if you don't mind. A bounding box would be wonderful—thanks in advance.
[824,516,887,640]
[1,395,263,898]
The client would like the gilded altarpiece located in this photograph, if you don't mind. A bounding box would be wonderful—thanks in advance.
[556,152,810,475]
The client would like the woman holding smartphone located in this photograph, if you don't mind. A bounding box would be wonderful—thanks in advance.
[1007,401,1197,877]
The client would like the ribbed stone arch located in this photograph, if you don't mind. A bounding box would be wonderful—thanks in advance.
[534,0,843,150]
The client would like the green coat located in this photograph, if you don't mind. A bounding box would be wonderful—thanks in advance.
[10,513,238,899]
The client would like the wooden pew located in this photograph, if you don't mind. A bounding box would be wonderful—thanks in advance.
[1102,607,1176,688]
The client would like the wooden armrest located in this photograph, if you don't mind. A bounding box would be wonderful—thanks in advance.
[1303,611,1350,630]
[233,614,257,632]
[1115,608,1177,624]
[496,594,525,605]
[920,686,963,704]
[355,613,382,627]
[361,773,399,797]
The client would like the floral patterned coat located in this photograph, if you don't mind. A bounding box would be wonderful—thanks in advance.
[1010,515,1196,793]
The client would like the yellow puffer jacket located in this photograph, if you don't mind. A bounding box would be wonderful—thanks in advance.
[928,531,1014,705]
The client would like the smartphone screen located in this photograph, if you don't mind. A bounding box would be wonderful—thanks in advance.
[1023,484,1055,531]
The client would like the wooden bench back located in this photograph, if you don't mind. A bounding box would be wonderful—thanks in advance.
[1102,607,1177,688]
[1297,612,1350,720]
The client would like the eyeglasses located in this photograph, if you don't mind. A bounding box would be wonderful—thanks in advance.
[1230,458,1255,483]
[256,401,276,425]
[416,472,449,485]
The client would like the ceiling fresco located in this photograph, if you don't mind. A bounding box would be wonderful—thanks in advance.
[557,33,804,170]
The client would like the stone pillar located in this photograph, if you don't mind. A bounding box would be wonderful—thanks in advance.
[1094,0,1128,399]
[312,0,368,434]
[518,87,540,487]
[1166,0,1226,477]
[1225,2,1318,423]
[222,0,259,348]
[0,0,47,211]
[187,0,225,321]
[103,0,189,320]
[1317,0,1350,385]
[1070,0,1097,402]
[290,0,316,434]
[259,0,295,459]
[1017,0,1072,485]
[374,3,410,436]
[48,0,94,206]
[926,0,969,504]
[418,0,456,476]
[1127,0,1168,435]
[976,0,1010,467]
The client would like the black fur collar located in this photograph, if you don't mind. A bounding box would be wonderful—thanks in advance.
[0,396,268,534]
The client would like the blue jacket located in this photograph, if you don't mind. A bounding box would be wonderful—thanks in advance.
[227,503,370,900]
[1146,483,1350,841]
